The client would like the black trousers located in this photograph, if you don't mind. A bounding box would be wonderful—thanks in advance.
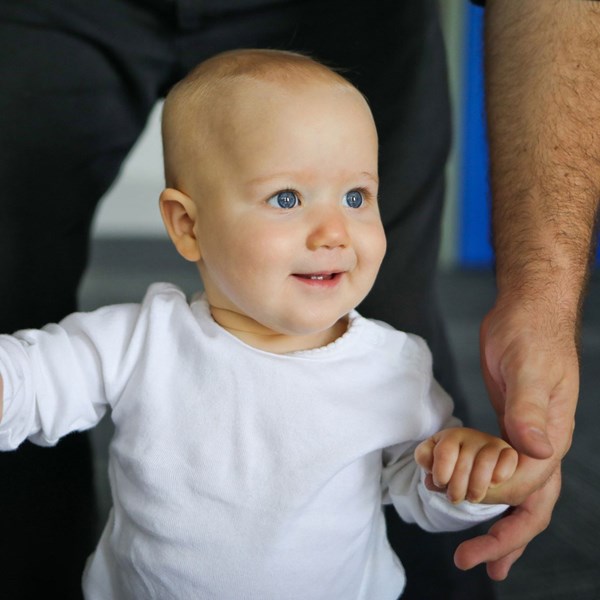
[0,0,495,597]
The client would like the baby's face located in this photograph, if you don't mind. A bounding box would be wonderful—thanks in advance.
[190,79,386,348]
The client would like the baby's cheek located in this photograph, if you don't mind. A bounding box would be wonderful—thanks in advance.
[365,227,387,273]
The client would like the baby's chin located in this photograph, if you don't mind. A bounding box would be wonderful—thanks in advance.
[278,315,350,345]
[211,302,352,351]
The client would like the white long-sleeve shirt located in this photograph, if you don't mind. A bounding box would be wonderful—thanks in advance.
[0,283,505,599]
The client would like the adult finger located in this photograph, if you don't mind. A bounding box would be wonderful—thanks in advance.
[454,468,560,574]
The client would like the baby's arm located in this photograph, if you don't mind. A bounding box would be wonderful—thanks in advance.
[415,427,518,504]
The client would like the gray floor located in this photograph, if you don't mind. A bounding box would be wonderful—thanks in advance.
[79,239,600,600]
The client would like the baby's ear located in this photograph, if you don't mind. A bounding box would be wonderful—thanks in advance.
[159,188,201,262]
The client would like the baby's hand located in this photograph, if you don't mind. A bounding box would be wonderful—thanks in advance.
[414,427,518,504]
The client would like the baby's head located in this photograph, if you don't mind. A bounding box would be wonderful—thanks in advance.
[160,49,386,352]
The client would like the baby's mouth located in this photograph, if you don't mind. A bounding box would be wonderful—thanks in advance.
[295,273,337,281]
[291,272,345,286]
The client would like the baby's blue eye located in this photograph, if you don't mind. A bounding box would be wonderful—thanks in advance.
[267,190,299,209]
[343,190,364,208]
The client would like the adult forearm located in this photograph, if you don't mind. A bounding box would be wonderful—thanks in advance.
[460,3,600,575]
[485,0,600,326]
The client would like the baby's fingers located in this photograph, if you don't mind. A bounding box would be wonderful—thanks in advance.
[414,438,436,473]
[430,436,461,489]
[466,445,518,503]
[444,451,476,503]
[492,447,519,485]
[464,445,505,503]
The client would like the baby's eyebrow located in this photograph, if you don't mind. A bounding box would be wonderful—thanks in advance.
[246,171,379,187]
[246,172,299,187]
[359,171,379,184]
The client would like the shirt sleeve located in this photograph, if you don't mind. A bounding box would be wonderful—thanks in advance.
[381,335,507,532]
[0,301,142,449]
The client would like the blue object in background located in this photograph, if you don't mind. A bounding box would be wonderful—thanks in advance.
[459,4,493,268]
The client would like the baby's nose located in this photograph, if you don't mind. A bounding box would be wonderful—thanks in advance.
[306,207,350,250]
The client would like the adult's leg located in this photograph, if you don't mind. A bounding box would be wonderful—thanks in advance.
[0,2,172,596]
[173,1,494,597]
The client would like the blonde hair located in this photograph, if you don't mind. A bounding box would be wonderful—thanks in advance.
[161,49,357,189]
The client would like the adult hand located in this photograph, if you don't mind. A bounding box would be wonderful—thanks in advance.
[480,297,578,463]
[455,296,579,578]
[455,466,561,580]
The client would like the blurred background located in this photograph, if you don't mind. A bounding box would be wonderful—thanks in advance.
[76,2,599,599]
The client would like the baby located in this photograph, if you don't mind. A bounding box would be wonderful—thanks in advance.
[0,49,518,599]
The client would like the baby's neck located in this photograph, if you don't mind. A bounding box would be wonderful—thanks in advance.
[209,306,348,353]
